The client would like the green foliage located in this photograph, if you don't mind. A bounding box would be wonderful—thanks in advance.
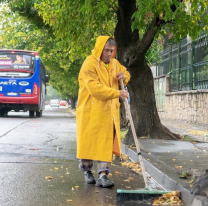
[132,0,208,41]
[2,0,208,101]
[46,86,62,100]
[0,4,80,99]
[33,0,117,61]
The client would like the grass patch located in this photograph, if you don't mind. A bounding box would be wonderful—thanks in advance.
[120,130,128,139]
[182,135,194,142]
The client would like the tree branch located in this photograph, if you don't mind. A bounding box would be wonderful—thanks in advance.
[138,0,183,55]
[137,17,160,56]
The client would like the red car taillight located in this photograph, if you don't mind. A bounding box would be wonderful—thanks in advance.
[33,83,38,95]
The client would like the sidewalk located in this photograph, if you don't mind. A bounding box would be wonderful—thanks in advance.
[122,118,208,206]
[68,107,208,205]
[161,119,208,142]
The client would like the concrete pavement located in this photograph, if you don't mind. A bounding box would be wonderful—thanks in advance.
[69,107,208,205]
[121,119,208,206]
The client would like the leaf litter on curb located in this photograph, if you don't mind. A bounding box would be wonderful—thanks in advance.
[121,158,142,174]
[153,190,183,205]
[121,154,183,205]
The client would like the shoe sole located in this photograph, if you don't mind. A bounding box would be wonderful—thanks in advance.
[86,180,96,184]
[95,183,114,188]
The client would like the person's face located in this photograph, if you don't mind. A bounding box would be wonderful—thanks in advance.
[17,56,23,62]
[100,42,115,64]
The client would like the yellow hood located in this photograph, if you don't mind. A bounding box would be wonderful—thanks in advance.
[91,36,117,60]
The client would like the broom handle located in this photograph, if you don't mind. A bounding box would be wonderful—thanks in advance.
[120,79,148,187]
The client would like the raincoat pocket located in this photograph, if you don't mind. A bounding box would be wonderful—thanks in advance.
[90,101,108,125]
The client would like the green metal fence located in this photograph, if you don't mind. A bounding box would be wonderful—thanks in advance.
[157,33,208,91]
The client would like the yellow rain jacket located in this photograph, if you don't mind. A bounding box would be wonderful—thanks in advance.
[76,36,130,162]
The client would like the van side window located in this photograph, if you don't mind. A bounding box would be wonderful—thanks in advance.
[39,59,46,81]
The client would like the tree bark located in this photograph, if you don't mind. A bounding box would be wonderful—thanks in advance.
[115,0,181,144]
[71,97,77,109]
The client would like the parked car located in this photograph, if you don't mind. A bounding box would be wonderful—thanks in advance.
[59,100,67,106]
[50,99,60,107]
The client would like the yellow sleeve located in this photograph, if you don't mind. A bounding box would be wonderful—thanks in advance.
[80,61,120,101]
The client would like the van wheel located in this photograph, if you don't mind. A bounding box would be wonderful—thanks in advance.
[29,111,35,118]
[3,110,8,117]
[0,110,3,117]
[36,110,42,118]
[0,109,8,117]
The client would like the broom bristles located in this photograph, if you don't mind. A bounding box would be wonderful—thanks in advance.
[117,189,172,202]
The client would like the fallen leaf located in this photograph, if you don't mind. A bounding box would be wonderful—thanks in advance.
[190,160,193,162]
[66,172,70,175]
[172,159,176,161]
[45,176,53,180]
[148,152,151,154]
[179,166,183,169]
[75,186,79,188]
[115,171,120,174]
[168,151,171,153]
[72,187,74,191]
[54,167,58,170]
[66,199,73,202]
[62,180,65,183]
[95,190,100,193]
[126,186,131,188]
[108,173,112,176]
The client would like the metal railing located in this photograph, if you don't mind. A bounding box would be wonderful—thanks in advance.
[157,33,208,92]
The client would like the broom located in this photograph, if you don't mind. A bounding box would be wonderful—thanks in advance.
[117,79,175,202]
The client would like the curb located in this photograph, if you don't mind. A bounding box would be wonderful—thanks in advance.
[121,143,208,206]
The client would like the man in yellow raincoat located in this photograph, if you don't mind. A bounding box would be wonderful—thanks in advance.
[76,36,130,188]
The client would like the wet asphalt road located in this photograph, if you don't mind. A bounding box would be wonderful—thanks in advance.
[0,106,149,206]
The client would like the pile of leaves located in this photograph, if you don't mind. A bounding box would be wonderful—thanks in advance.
[153,191,182,205]
[120,154,142,173]
[122,161,142,173]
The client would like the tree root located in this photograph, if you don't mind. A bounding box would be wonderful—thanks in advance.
[123,124,181,145]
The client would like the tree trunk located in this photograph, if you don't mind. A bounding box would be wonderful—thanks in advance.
[71,97,77,109]
[115,0,181,145]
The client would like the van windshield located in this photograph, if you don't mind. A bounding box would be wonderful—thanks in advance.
[0,53,35,78]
